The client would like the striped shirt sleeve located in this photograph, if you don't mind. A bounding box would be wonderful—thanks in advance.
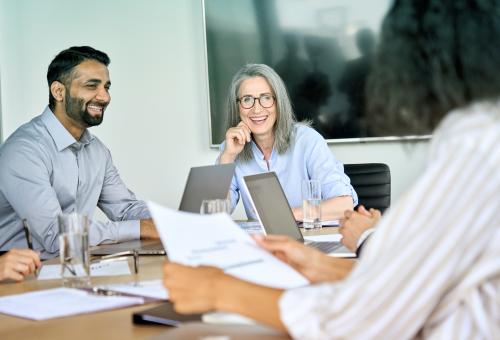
[279,107,500,339]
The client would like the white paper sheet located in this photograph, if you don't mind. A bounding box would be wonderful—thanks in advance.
[0,288,143,320]
[37,260,131,280]
[99,279,168,300]
[147,201,309,289]
[202,311,257,325]
[303,234,343,243]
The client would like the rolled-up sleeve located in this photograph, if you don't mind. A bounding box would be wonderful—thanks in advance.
[306,132,358,205]
[88,219,139,245]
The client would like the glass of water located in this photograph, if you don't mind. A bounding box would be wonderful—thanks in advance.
[302,179,322,229]
[200,199,231,215]
[58,213,90,287]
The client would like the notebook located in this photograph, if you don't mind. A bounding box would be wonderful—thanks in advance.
[133,302,202,326]
[243,172,355,257]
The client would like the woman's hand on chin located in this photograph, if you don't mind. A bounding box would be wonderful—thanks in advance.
[220,122,252,163]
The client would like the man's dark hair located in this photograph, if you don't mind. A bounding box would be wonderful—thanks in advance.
[47,46,110,111]
[366,0,500,135]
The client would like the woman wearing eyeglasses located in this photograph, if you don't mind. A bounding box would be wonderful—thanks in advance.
[218,64,357,221]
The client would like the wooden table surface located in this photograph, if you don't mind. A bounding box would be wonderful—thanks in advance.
[0,227,337,339]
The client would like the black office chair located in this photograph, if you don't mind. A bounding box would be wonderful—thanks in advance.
[344,163,391,213]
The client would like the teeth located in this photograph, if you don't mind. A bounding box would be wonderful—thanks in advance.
[88,105,103,112]
[250,116,267,121]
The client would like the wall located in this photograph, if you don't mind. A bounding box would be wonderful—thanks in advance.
[0,0,428,219]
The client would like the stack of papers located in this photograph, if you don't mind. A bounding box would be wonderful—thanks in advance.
[0,288,144,320]
[147,201,309,289]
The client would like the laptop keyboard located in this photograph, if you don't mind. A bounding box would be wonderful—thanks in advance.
[307,241,344,253]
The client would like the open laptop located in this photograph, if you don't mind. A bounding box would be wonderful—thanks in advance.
[92,164,236,256]
[178,163,235,213]
[243,172,355,257]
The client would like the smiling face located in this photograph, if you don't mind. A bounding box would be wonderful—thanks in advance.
[238,76,277,139]
[63,59,111,127]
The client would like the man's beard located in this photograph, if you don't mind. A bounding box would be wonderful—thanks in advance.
[64,91,105,127]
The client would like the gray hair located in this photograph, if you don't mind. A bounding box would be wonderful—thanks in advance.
[225,64,297,162]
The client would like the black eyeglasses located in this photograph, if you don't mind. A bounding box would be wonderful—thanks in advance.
[237,94,275,109]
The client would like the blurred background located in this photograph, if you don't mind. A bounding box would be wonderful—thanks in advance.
[0,0,428,219]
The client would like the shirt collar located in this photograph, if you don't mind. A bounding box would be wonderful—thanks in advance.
[41,106,95,151]
[251,140,277,163]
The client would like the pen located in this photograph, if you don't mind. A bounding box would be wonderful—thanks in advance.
[101,250,134,259]
[22,218,40,277]
[133,250,138,275]
[22,218,33,249]
[89,287,122,296]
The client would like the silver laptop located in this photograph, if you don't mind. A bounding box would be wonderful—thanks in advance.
[178,163,236,213]
[243,172,354,257]
[92,164,236,256]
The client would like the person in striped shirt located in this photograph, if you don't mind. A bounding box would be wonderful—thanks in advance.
[339,205,380,256]
[162,0,500,338]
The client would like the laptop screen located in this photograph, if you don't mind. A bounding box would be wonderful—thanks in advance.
[243,172,304,242]
[178,163,235,213]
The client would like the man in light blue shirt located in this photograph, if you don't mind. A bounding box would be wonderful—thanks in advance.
[0,46,157,258]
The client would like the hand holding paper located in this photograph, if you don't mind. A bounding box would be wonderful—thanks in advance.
[147,201,309,289]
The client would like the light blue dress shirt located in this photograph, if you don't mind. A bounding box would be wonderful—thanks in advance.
[0,107,150,258]
[219,124,358,219]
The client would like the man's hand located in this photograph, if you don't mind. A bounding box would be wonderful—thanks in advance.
[254,234,354,283]
[0,249,41,282]
[339,206,381,252]
[140,219,159,239]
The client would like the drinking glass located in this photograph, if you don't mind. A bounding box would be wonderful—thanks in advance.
[58,213,90,287]
[302,180,322,229]
[200,199,231,215]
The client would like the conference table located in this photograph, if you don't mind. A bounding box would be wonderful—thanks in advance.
[0,227,339,339]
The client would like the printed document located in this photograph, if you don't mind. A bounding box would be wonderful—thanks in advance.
[0,288,143,320]
[147,201,309,289]
[37,260,131,280]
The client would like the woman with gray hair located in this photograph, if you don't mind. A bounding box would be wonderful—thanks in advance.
[218,63,357,221]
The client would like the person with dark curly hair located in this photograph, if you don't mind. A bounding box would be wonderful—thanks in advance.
[163,1,500,338]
